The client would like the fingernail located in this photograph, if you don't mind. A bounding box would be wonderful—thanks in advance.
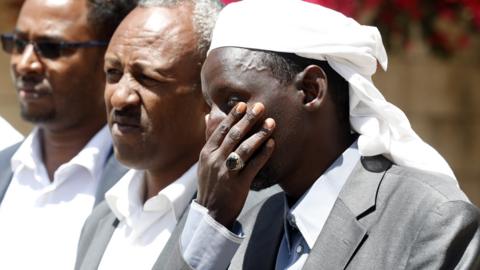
[252,103,263,115]
[236,102,246,113]
[263,118,275,129]
[205,114,210,124]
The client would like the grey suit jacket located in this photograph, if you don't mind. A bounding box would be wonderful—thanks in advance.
[74,195,192,270]
[166,155,480,270]
[0,141,128,207]
[74,180,281,270]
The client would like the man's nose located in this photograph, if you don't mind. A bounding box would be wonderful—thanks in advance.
[13,44,44,76]
[205,106,227,139]
[110,75,140,110]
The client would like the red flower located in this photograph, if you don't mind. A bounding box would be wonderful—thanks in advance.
[221,0,239,5]
[394,0,421,20]
[363,0,382,9]
[462,0,480,29]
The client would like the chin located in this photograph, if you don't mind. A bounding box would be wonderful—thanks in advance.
[20,108,55,123]
[113,146,146,169]
[250,167,278,191]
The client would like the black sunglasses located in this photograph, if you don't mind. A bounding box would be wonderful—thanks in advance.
[0,33,108,59]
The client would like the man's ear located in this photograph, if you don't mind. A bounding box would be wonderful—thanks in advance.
[294,65,328,111]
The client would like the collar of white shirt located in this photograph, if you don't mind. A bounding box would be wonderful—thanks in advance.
[10,125,112,187]
[105,163,197,238]
[0,116,23,151]
[286,141,360,249]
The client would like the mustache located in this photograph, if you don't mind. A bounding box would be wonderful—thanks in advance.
[110,106,142,127]
[16,74,49,92]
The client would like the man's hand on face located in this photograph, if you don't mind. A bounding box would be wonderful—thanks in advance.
[197,102,276,228]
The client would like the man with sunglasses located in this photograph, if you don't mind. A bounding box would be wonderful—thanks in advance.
[0,0,136,269]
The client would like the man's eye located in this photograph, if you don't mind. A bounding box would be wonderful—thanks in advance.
[106,68,122,83]
[138,73,161,87]
[226,96,242,110]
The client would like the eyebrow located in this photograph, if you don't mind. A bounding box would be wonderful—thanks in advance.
[13,29,65,41]
[153,67,176,80]
[104,55,121,64]
[130,61,176,81]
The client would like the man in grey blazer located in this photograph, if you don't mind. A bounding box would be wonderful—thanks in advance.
[0,0,134,269]
[74,0,224,269]
[168,1,480,269]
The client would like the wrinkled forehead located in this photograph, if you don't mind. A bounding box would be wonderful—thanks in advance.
[205,47,271,74]
[16,0,90,39]
[201,47,278,94]
[116,8,180,40]
[113,6,195,49]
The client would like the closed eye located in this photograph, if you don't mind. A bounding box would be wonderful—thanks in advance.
[106,68,122,83]
[221,95,246,114]
[137,73,162,88]
[227,96,242,109]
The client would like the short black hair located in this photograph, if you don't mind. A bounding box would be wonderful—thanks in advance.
[258,50,350,125]
[86,0,139,40]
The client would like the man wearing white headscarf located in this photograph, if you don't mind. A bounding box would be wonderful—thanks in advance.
[162,0,480,269]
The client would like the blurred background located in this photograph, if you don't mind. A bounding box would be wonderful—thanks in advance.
[1,0,479,205]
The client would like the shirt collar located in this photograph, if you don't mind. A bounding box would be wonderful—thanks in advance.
[67,125,112,181]
[285,141,360,249]
[105,169,145,223]
[11,127,41,172]
[145,163,198,221]
[106,163,198,225]
[11,125,112,183]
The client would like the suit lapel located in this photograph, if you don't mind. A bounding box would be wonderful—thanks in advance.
[94,148,128,206]
[79,213,119,270]
[0,142,22,205]
[302,156,390,270]
[151,201,190,270]
[302,199,367,270]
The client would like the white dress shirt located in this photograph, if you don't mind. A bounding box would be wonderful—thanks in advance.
[0,126,112,270]
[181,142,360,270]
[0,116,23,151]
[275,142,360,269]
[98,164,197,270]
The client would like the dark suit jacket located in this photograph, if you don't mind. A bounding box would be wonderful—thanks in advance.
[163,156,480,270]
[0,141,128,207]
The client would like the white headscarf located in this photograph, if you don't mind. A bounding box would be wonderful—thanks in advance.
[209,0,456,180]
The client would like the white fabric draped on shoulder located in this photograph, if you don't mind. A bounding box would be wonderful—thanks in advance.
[208,0,456,180]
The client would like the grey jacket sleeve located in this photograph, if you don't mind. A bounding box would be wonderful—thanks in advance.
[405,200,480,270]
[182,201,244,270]
[153,202,243,270]
[156,187,282,270]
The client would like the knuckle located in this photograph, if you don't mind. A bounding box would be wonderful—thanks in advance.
[211,158,225,172]
[218,124,230,135]
[245,111,257,122]
[238,144,250,155]
[258,127,270,137]
[199,149,210,162]
[228,127,242,141]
